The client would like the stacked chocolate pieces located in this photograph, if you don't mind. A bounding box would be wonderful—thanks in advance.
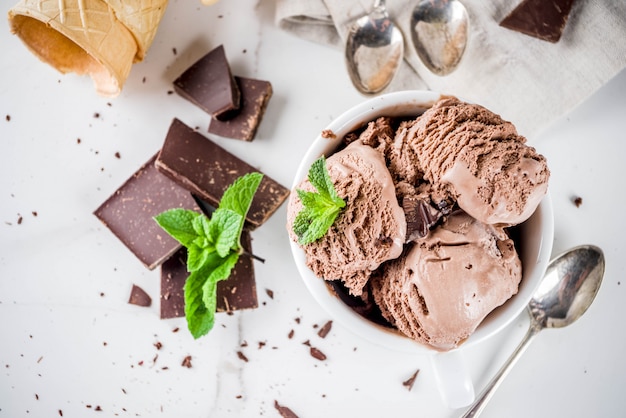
[173,45,273,142]
[94,47,289,320]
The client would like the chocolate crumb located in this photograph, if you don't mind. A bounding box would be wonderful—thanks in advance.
[167,90,174,95]
[172,327,180,333]
[172,47,178,55]
[107,102,112,107]
[17,215,23,225]
[302,339,311,346]
[128,284,151,307]
[122,388,127,394]
[77,138,81,144]
[241,340,248,347]
[310,347,327,361]
[95,405,102,411]
[237,351,249,362]
[403,369,420,391]
[32,211,38,217]
[288,329,294,339]
[114,152,121,159]
[154,342,163,350]
[265,288,274,299]
[573,196,583,207]
[35,394,39,400]
[274,400,299,418]
[94,112,100,118]
[258,341,266,349]
[294,317,301,324]
[142,76,147,83]
[317,321,332,338]
[59,410,63,416]
[6,115,11,122]
[321,129,336,139]
[181,355,192,368]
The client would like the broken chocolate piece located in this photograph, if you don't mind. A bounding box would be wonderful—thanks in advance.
[500,0,575,43]
[402,195,443,241]
[274,401,299,418]
[208,76,273,141]
[94,153,201,270]
[156,118,289,228]
[128,284,152,307]
[160,230,257,319]
[173,45,240,118]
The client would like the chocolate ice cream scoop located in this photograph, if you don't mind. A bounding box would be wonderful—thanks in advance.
[372,210,522,351]
[287,139,406,296]
[395,97,549,225]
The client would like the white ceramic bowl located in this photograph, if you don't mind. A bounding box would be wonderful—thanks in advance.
[288,90,554,354]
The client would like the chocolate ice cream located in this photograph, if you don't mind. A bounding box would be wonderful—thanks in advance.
[287,139,406,296]
[371,210,522,351]
[287,96,549,351]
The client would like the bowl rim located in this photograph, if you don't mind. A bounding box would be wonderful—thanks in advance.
[289,90,554,353]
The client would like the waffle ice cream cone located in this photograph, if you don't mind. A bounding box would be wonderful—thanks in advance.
[8,0,168,97]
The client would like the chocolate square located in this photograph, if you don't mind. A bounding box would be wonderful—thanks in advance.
[500,0,575,43]
[208,76,273,141]
[155,118,290,229]
[160,230,257,319]
[94,153,201,270]
[173,45,240,118]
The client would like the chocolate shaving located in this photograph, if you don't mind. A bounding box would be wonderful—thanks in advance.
[128,284,151,307]
[274,400,299,418]
[402,369,420,391]
[317,321,333,338]
[310,347,327,361]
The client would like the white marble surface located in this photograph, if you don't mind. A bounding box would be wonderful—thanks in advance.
[1,1,625,417]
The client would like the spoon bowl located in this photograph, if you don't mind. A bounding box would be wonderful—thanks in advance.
[462,245,605,417]
[345,0,404,94]
[410,0,469,76]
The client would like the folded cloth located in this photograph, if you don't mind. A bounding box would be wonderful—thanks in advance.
[276,0,626,137]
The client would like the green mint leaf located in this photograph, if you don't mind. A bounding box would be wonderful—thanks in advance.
[293,156,345,245]
[184,251,240,339]
[155,172,265,339]
[220,172,264,215]
[183,263,213,339]
[154,209,201,247]
[210,208,243,257]
[201,252,240,318]
[187,243,210,272]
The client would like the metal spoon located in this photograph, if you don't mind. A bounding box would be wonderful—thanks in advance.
[462,245,605,418]
[410,0,469,76]
[345,0,404,94]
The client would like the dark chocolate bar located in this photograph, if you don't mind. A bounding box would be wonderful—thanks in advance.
[94,153,201,270]
[155,118,290,229]
[500,0,575,43]
[208,76,273,142]
[160,230,257,319]
[173,45,240,118]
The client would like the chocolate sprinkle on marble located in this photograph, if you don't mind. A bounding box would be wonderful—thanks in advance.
[402,369,420,391]
[128,284,151,307]
[274,400,299,418]
[317,320,332,338]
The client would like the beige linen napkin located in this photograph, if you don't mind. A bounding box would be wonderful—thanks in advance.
[276,0,626,137]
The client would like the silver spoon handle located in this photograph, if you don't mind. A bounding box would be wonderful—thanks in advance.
[460,319,541,418]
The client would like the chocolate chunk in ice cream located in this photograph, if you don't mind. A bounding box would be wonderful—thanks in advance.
[208,76,273,141]
[156,118,289,229]
[94,153,201,270]
[173,45,240,119]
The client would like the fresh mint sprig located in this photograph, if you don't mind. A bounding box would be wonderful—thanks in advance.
[154,172,263,339]
[292,156,345,245]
